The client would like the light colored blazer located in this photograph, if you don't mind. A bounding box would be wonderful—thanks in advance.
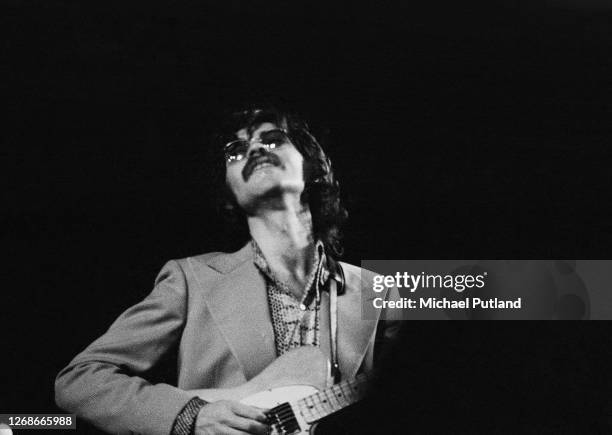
[55,244,397,435]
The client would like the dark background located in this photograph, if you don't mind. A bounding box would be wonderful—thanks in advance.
[3,0,612,433]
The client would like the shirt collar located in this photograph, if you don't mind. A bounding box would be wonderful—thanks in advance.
[251,239,330,295]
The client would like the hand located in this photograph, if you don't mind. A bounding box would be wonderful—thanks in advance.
[194,400,269,435]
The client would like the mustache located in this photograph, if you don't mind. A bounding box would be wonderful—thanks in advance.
[242,153,282,181]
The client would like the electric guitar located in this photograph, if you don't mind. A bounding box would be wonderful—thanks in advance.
[191,346,368,435]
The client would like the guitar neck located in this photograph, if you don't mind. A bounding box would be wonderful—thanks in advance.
[296,374,368,424]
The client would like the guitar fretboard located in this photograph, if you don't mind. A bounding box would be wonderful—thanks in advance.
[297,374,368,424]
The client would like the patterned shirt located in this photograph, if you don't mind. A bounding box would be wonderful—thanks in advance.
[252,239,330,356]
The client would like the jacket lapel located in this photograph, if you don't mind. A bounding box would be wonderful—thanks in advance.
[203,244,277,381]
[335,263,379,379]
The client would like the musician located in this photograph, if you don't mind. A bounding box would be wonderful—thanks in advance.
[55,105,399,435]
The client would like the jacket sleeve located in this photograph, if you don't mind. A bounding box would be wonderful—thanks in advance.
[55,260,195,435]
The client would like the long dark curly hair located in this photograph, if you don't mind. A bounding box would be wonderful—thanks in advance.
[209,104,348,259]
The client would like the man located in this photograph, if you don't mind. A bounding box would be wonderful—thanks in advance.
[55,105,399,435]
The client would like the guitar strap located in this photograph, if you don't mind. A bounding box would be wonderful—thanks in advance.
[330,263,345,384]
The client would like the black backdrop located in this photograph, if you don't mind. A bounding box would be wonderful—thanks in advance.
[4,1,612,433]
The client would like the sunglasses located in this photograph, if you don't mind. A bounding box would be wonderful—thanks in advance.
[224,129,291,164]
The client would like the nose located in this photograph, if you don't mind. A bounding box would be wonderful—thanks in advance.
[246,141,269,159]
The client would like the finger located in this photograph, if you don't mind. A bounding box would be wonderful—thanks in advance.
[229,402,269,423]
[226,416,269,435]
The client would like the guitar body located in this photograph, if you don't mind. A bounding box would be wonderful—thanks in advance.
[241,384,320,408]
[195,346,330,403]
[192,346,366,435]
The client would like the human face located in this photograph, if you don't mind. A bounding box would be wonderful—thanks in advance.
[225,122,306,211]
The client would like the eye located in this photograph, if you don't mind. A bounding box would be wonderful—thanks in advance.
[260,129,289,146]
[224,140,249,162]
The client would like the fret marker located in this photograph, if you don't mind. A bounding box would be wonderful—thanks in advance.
[300,304,307,311]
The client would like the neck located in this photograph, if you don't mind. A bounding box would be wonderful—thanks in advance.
[248,195,316,297]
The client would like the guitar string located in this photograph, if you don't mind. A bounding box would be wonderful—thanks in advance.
[268,373,370,427]
[268,404,296,421]
[270,409,297,422]
[272,409,298,435]
[293,380,367,423]
[275,408,298,430]
[272,392,337,425]
[270,408,299,434]
[272,406,307,430]
[297,378,364,409]
[266,377,368,430]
